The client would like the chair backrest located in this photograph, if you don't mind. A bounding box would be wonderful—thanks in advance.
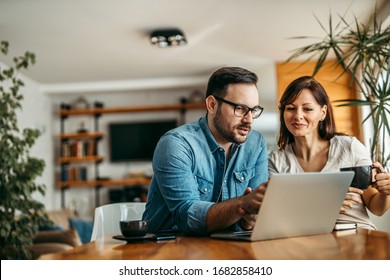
[90,202,146,241]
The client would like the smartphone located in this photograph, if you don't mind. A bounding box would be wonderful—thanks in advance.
[154,234,176,241]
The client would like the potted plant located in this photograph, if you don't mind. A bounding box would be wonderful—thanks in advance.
[0,41,50,259]
[286,8,389,169]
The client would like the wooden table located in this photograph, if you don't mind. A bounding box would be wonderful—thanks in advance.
[40,228,390,260]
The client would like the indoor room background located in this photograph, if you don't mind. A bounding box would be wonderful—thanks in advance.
[2,0,389,231]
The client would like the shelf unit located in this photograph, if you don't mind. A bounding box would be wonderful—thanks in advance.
[56,101,205,208]
[57,102,206,116]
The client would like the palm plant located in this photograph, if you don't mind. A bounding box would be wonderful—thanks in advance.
[286,8,390,168]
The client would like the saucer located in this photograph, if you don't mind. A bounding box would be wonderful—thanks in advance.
[113,234,156,243]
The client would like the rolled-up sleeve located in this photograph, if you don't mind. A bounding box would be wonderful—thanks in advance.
[187,201,213,232]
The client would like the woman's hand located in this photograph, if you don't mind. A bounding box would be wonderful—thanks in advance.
[372,162,390,195]
[340,187,363,213]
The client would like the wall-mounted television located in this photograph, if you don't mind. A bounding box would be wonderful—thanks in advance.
[108,119,177,162]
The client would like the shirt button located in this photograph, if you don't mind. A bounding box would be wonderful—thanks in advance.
[204,188,208,192]
[241,177,244,180]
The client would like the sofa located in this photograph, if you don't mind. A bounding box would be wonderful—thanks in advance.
[30,209,93,259]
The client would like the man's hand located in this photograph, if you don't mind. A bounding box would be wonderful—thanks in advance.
[240,213,257,230]
[206,181,267,233]
[239,182,268,215]
[239,187,256,230]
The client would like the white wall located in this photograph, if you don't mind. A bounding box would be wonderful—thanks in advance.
[16,75,55,210]
[361,80,390,232]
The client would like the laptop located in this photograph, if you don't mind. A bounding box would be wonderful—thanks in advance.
[211,171,354,242]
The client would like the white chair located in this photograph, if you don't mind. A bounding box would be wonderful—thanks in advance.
[90,202,146,241]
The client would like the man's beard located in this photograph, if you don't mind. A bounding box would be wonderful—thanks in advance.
[213,109,251,144]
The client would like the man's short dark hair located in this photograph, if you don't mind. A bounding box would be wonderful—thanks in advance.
[206,67,258,98]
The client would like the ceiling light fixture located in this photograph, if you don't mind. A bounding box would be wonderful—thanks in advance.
[150,28,187,48]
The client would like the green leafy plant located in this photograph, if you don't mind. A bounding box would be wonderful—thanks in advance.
[0,41,50,259]
[286,8,390,168]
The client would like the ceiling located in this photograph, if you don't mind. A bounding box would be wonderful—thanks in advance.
[0,0,389,92]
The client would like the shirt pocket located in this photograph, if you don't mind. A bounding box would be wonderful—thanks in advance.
[233,167,256,192]
[194,174,213,201]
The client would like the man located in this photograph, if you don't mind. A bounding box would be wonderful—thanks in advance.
[143,66,268,234]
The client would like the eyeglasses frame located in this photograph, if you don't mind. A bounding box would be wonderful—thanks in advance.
[213,95,264,119]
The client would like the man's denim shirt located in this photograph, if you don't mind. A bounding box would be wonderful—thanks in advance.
[142,116,268,234]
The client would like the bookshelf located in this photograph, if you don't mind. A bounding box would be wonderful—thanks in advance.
[56,101,205,208]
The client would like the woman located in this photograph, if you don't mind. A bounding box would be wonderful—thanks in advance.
[268,76,390,229]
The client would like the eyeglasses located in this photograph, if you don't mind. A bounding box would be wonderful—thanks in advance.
[213,95,264,119]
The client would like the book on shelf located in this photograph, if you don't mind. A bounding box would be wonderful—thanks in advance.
[61,165,68,181]
[87,139,96,156]
[61,139,96,158]
[60,165,88,182]
[334,221,357,231]
[61,142,71,157]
